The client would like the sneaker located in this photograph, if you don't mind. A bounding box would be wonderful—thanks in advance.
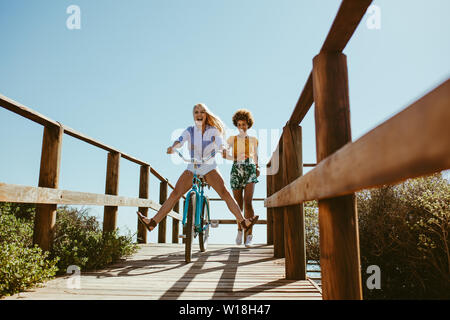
[235,230,243,245]
[245,235,253,248]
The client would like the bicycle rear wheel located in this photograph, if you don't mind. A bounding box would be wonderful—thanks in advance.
[199,197,210,252]
[184,192,196,263]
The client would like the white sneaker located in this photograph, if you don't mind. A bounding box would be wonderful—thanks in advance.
[245,235,253,248]
[235,230,243,245]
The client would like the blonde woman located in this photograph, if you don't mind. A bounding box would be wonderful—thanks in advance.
[137,103,259,234]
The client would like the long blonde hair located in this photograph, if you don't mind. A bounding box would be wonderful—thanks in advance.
[193,103,225,135]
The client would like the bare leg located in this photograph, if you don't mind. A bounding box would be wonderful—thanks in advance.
[142,170,193,228]
[204,169,246,224]
[243,183,256,235]
[233,189,244,231]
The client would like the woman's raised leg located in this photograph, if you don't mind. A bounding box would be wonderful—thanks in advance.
[140,170,193,229]
[205,169,257,230]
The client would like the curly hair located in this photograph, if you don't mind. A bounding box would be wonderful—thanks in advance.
[232,109,254,128]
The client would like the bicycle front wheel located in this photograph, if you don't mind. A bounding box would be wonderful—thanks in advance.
[199,196,210,252]
[184,192,196,263]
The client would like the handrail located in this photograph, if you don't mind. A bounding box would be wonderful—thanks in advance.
[265,79,450,208]
[0,182,182,221]
[0,94,179,191]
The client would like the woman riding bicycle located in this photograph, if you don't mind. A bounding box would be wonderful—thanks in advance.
[137,103,259,234]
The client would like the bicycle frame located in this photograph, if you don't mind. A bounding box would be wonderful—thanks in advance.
[182,173,211,235]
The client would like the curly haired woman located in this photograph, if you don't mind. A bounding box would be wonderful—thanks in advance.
[222,109,260,247]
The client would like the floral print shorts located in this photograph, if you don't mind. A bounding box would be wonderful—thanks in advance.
[230,161,259,190]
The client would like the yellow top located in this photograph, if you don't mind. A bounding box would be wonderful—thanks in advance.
[226,135,258,163]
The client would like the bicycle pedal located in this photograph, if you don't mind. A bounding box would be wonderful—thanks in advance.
[179,234,187,239]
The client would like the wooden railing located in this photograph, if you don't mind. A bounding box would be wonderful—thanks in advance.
[0,94,185,250]
[263,0,450,300]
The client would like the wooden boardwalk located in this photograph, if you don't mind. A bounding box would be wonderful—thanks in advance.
[4,244,322,300]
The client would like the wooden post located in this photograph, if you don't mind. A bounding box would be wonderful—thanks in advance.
[33,124,63,252]
[312,52,363,300]
[172,200,180,243]
[272,137,285,258]
[158,180,168,243]
[103,151,120,233]
[266,164,273,245]
[137,165,150,243]
[282,125,306,280]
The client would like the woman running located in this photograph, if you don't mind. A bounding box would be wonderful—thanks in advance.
[137,103,259,234]
[222,109,260,247]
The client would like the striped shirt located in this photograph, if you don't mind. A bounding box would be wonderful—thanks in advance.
[176,125,225,161]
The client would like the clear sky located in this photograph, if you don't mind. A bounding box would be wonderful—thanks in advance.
[1,0,449,244]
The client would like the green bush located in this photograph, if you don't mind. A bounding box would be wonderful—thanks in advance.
[0,203,138,297]
[0,205,59,297]
[51,207,138,273]
[358,173,449,299]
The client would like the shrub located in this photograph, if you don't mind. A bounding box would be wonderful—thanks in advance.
[0,203,138,297]
[358,173,449,299]
[51,207,138,274]
[0,205,59,297]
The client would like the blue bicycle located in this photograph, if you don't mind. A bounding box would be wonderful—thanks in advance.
[175,150,214,263]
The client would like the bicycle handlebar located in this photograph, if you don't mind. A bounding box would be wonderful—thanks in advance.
[173,149,216,165]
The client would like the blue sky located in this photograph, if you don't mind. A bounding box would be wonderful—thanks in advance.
[1,0,449,244]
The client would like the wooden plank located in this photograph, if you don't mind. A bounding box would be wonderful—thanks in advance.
[210,219,267,225]
[312,52,362,300]
[208,198,265,201]
[4,244,321,300]
[321,0,373,52]
[33,125,63,252]
[264,79,450,208]
[0,182,183,220]
[0,94,60,127]
[137,165,150,244]
[281,125,306,280]
[266,164,273,245]
[272,136,285,258]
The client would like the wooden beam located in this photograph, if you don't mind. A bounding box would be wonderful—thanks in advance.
[314,52,362,300]
[33,124,63,252]
[103,152,120,233]
[209,219,267,225]
[0,94,180,192]
[137,165,150,244]
[0,94,60,127]
[266,163,273,245]
[282,125,306,280]
[264,79,450,208]
[321,0,373,53]
[287,72,314,125]
[0,182,182,220]
[272,135,285,258]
